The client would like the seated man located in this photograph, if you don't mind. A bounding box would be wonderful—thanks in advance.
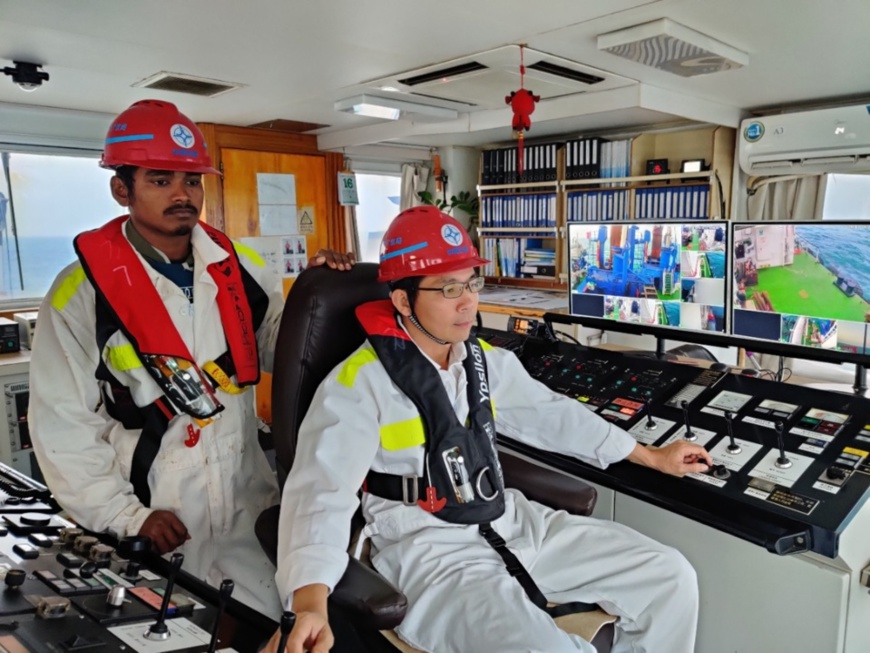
[268,207,712,653]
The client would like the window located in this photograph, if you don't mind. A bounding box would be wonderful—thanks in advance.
[0,151,116,305]
[822,173,870,220]
[354,173,401,263]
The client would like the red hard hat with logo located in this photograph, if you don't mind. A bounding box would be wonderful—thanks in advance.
[100,99,220,175]
[378,206,489,282]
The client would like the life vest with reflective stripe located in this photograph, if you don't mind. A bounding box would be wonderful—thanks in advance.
[357,299,505,524]
[75,215,261,387]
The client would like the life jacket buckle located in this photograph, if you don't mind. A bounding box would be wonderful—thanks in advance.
[401,474,419,506]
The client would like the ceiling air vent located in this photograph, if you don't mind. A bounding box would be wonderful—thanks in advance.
[398,62,487,87]
[526,61,605,86]
[133,72,243,98]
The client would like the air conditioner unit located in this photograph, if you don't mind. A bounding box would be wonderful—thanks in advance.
[738,104,870,175]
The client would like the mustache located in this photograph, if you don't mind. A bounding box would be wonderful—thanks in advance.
[165,204,198,215]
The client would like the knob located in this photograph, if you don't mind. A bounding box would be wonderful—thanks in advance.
[59,528,83,546]
[89,543,114,566]
[827,465,848,481]
[123,561,141,579]
[712,464,731,480]
[5,569,25,590]
[79,562,97,579]
[107,586,126,608]
[73,535,98,556]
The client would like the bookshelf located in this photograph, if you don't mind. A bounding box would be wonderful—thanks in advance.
[477,125,735,290]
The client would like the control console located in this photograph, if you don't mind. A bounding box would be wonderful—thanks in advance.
[0,462,276,652]
[478,325,870,558]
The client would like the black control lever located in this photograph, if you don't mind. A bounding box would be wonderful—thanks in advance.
[774,421,792,469]
[644,398,656,430]
[207,579,234,653]
[144,552,184,641]
[680,400,697,442]
[276,611,296,653]
[724,411,741,454]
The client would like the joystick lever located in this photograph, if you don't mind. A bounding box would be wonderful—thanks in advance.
[207,579,234,653]
[144,552,184,641]
[644,398,656,430]
[724,411,741,454]
[774,421,792,469]
[681,400,697,442]
[275,611,296,653]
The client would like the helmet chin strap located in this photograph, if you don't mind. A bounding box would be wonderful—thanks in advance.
[407,312,449,346]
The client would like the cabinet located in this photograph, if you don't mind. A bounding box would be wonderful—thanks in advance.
[477,126,735,290]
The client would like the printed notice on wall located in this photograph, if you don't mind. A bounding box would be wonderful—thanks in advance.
[257,173,297,236]
[297,206,316,234]
[241,235,307,280]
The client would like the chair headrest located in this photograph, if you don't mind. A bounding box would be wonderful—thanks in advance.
[271,263,390,482]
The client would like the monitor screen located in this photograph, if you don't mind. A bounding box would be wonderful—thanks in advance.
[731,222,870,354]
[568,221,728,333]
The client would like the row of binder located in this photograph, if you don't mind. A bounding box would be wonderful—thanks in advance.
[480,194,557,228]
[565,186,711,221]
[481,144,558,185]
[635,186,710,220]
[481,239,555,279]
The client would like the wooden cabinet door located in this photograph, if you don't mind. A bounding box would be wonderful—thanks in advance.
[220,148,329,422]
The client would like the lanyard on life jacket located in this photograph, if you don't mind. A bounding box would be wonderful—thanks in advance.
[356,299,505,525]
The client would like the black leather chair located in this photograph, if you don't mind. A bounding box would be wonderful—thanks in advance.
[256,263,615,651]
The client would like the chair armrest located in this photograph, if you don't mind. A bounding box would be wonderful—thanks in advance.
[257,505,408,630]
[255,505,281,566]
[332,557,408,631]
[499,450,597,516]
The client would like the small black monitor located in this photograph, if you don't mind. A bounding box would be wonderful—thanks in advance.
[731,221,870,354]
[567,221,728,333]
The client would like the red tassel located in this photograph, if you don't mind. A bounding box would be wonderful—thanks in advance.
[517,133,525,177]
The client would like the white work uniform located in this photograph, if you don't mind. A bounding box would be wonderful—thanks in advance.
[277,330,699,653]
[30,220,284,618]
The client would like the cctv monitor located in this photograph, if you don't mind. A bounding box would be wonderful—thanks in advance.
[568,221,728,333]
[731,221,870,354]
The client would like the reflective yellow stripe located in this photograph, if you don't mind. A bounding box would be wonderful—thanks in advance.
[380,417,426,451]
[51,266,87,311]
[336,347,378,388]
[233,242,265,268]
[107,344,143,372]
[202,360,248,395]
[479,338,493,351]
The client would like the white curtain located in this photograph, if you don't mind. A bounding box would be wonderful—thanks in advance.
[746,174,827,221]
[399,163,430,211]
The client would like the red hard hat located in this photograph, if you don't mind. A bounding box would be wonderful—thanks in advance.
[378,206,488,282]
[100,99,220,174]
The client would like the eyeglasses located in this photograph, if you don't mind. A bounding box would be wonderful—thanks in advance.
[417,276,485,299]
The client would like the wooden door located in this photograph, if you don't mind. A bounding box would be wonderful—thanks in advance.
[220,148,329,422]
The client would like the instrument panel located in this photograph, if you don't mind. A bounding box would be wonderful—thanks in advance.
[477,326,870,558]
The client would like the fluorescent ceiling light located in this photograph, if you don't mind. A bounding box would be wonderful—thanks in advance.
[334,94,458,121]
[597,18,748,77]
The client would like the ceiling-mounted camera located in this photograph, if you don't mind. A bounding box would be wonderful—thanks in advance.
[2,61,49,92]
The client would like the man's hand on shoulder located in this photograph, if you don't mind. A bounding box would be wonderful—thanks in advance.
[308,249,355,271]
[139,510,190,554]
[627,440,712,477]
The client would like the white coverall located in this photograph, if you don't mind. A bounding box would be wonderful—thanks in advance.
[30,220,284,618]
[277,329,699,653]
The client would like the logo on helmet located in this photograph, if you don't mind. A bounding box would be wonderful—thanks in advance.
[441,224,463,246]
[170,124,195,149]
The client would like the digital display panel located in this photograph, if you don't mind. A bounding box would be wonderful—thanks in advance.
[732,222,870,353]
[568,221,728,333]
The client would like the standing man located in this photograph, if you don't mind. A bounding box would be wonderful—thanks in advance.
[29,99,353,619]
